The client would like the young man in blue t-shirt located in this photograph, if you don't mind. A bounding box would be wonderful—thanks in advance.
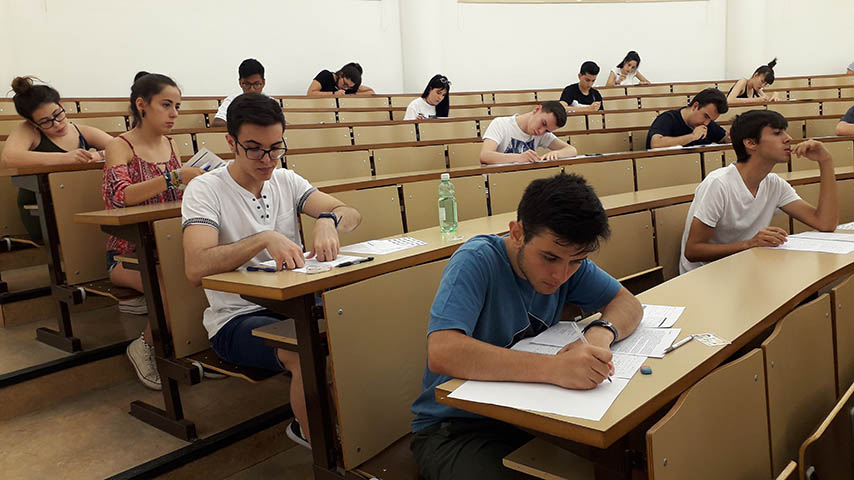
[410,173,643,480]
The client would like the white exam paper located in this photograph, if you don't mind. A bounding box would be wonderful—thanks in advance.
[768,236,854,255]
[339,237,427,255]
[611,328,681,358]
[447,377,630,421]
[837,222,854,231]
[640,304,685,328]
[510,337,646,380]
[793,231,854,243]
[258,254,364,273]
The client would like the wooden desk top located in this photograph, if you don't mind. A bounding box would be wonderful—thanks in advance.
[436,244,854,449]
[74,201,182,226]
[202,213,515,301]
[0,162,104,177]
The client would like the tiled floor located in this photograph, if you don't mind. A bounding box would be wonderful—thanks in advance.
[0,373,292,479]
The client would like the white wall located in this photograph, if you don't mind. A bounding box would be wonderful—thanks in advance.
[1,0,851,98]
[1,0,404,97]
[434,0,727,92]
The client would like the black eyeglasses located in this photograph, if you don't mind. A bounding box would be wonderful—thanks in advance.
[240,81,264,89]
[235,138,288,161]
[35,107,66,129]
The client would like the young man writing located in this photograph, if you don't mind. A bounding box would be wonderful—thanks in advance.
[646,88,731,149]
[410,173,643,479]
[211,59,267,128]
[480,101,578,164]
[680,110,838,274]
[182,93,361,448]
[559,61,604,112]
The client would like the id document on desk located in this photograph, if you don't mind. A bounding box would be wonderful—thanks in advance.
[447,377,630,421]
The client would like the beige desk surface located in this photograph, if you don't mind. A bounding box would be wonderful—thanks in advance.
[202,213,516,302]
[74,201,182,226]
[436,243,854,449]
[0,162,104,177]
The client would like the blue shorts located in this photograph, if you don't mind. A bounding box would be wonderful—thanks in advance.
[210,310,287,373]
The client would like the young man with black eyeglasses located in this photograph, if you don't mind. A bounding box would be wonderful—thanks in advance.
[211,58,267,127]
[182,93,361,448]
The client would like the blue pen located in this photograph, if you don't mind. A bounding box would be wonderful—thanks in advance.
[246,265,277,272]
[203,165,211,171]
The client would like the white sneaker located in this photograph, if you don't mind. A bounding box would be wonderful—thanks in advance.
[286,420,311,450]
[127,334,161,390]
[119,296,148,315]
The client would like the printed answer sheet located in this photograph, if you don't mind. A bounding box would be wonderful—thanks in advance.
[340,237,427,255]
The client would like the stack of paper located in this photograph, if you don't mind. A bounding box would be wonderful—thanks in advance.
[769,232,854,255]
[186,148,227,171]
[340,237,426,255]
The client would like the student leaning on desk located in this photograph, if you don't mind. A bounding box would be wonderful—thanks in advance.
[181,93,361,450]
[409,173,643,480]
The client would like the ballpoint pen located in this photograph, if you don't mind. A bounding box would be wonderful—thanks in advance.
[663,335,693,354]
[335,256,375,268]
[570,321,612,383]
[246,265,277,272]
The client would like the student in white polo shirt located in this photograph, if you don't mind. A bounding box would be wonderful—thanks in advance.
[210,59,266,128]
[679,110,838,274]
[181,93,361,449]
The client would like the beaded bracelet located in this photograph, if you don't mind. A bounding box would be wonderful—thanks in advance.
[164,170,181,190]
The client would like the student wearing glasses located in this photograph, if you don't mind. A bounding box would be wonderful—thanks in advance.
[211,59,267,128]
[1,76,113,243]
[182,93,361,449]
[404,74,451,120]
[307,62,375,96]
[102,72,206,390]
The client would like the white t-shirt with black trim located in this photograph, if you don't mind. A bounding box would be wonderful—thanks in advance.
[404,97,437,120]
[214,94,238,122]
[182,164,316,338]
[679,163,801,274]
[482,115,557,155]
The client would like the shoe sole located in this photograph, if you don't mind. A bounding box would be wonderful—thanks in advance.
[286,422,312,450]
[126,344,162,391]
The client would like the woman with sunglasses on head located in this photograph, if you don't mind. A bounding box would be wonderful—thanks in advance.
[307,62,375,97]
[1,76,113,243]
[102,71,205,390]
[404,74,451,121]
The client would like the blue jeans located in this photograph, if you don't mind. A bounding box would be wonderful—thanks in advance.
[210,310,287,372]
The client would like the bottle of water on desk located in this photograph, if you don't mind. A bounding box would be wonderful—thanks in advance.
[438,173,458,234]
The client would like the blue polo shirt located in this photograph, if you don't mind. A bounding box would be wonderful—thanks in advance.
[410,234,621,432]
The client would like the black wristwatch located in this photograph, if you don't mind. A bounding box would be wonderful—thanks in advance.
[317,212,341,228]
[583,319,619,346]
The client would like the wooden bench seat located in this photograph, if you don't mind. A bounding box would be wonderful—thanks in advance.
[186,349,280,384]
[503,437,594,480]
[79,278,142,302]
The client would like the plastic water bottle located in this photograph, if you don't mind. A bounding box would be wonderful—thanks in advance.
[438,173,458,233]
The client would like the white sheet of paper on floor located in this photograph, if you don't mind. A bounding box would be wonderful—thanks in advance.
[339,237,427,255]
[639,304,685,328]
[611,328,681,358]
[447,377,630,422]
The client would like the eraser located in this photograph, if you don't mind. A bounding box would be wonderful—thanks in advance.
[640,366,652,375]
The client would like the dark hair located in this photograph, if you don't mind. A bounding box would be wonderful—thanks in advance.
[238,58,265,80]
[130,72,179,128]
[730,110,788,163]
[580,61,600,76]
[539,101,568,128]
[753,58,777,85]
[617,51,641,69]
[517,173,610,252]
[689,88,729,114]
[10,76,61,121]
[337,62,363,90]
[421,74,451,118]
[226,93,286,139]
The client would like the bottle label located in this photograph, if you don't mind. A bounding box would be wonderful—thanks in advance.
[438,207,446,222]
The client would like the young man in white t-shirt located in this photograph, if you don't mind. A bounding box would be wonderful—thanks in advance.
[680,110,838,274]
[210,59,267,128]
[479,101,577,165]
[182,93,361,447]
